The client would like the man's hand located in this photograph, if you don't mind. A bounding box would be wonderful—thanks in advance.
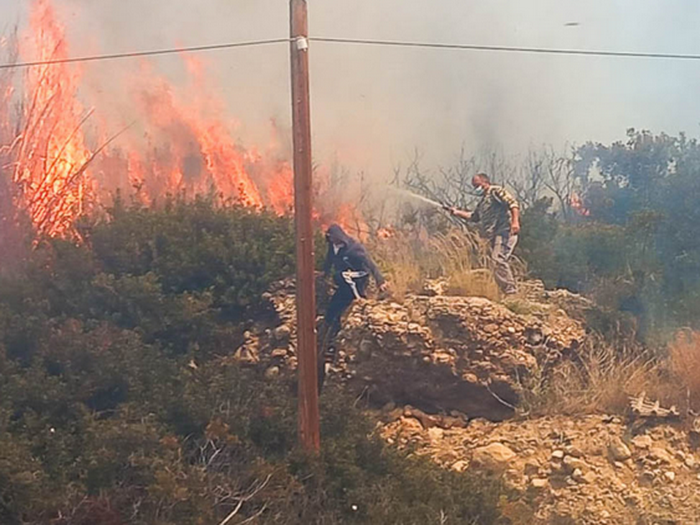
[510,207,521,235]
[378,282,389,293]
[450,208,472,220]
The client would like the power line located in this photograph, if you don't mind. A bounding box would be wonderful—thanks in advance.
[311,36,700,61]
[2,35,700,71]
[0,38,290,70]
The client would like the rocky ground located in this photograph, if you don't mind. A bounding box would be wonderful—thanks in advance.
[236,279,700,523]
[380,410,700,524]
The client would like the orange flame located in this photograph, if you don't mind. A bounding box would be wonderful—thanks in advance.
[569,192,590,217]
[4,0,363,239]
[12,0,94,237]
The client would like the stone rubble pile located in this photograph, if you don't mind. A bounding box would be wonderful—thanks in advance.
[237,279,585,420]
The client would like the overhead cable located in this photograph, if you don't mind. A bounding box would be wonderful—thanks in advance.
[0,38,289,70]
[310,36,700,61]
[2,35,700,71]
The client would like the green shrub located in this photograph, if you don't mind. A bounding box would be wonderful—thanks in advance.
[0,200,504,524]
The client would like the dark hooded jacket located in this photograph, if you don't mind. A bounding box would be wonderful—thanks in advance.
[323,224,385,288]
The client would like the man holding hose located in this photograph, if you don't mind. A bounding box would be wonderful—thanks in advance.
[449,173,520,295]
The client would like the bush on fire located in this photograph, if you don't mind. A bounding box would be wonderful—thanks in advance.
[0,196,502,524]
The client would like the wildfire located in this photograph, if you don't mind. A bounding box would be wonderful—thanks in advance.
[2,0,362,239]
[11,0,94,238]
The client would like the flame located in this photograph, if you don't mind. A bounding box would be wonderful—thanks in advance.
[3,0,363,240]
[570,192,590,217]
[11,0,94,238]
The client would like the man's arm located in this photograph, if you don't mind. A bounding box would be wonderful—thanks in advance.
[492,187,520,235]
[510,207,521,235]
[366,257,387,289]
[353,246,387,290]
[322,242,333,276]
[449,207,476,221]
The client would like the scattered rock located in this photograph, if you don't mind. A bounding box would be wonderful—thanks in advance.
[608,438,632,461]
[563,455,589,474]
[450,460,468,472]
[381,413,700,524]
[581,471,597,484]
[264,366,280,379]
[531,477,549,489]
[472,442,516,472]
[571,468,585,483]
[649,447,673,464]
[565,445,584,458]
[639,470,655,486]
[257,280,700,523]
[631,434,653,450]
[524,458,541,476]
[270,348,288,359]
[273,324,291,344]
[403,406,439,429]
[427,427,444,443]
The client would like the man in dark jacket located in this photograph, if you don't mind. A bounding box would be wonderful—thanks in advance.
[318,224,387,388]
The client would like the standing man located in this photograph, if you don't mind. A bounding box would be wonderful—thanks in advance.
[318,224,387,390]
[449,173,520,295]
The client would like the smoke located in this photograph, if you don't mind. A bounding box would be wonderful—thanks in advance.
[3,0,700,183]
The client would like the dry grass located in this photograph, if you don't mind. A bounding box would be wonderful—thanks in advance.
[520,329,700,418]
[370,227,503,301]
[519,336,667,417]
[668,330,700,412]
[369,232,425,301]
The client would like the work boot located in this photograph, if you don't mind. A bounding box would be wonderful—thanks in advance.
[324,345,338,365]
[317,345,337,394]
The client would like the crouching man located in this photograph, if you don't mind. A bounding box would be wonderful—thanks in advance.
[318,224,388,391]
[449,173,520,295]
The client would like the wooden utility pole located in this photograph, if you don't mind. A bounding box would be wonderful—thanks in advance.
[290,0,320,453]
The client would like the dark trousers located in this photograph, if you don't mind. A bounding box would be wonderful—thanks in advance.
[317,277,367,392]
[321,277,367,354]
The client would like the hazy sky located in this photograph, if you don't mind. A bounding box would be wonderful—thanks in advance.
[3,0,700,178]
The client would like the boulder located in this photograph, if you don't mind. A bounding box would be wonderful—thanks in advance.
[608,438,632,461]
[471,442,516,472]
